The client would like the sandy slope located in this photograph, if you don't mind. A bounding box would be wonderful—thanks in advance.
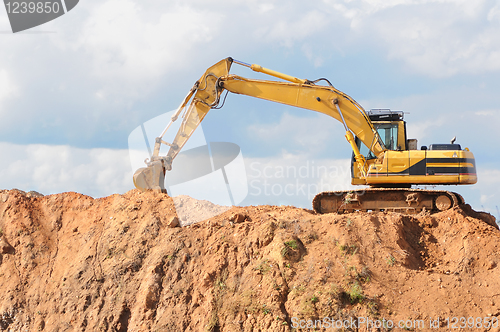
[0,189,499,331]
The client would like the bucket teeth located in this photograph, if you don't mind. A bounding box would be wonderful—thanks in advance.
[133,160,166,193]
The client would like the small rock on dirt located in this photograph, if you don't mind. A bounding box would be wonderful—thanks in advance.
[26,191,44,198]
[229,213,245,223]
[0,237,14,254]
[167,216,180,228]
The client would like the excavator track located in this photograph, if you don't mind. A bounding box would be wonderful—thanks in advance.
[312,188,464,214]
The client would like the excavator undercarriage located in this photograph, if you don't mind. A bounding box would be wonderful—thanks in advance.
[312,188,464,214]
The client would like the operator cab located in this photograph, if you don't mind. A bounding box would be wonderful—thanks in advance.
[351,109,476,187]
[355,109,406,160]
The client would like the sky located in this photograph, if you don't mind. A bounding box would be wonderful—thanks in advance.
[0,0,499,217]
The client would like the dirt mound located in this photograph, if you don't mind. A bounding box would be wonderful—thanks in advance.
[0,189,499,331]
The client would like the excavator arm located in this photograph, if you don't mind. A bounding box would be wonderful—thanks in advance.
[133,57,387,192]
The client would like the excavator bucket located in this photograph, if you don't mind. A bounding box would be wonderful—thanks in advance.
[133,160,166,192]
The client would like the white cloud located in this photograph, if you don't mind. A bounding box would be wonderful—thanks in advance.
[0,142,133,197]
[302,43,325,68]
[406,116,448,146]
[255,10,329,48]
[71,0,222,101]
[323,0,500,77]
[0,69,18,109]
[258,3,275,13]
[246,112,350,158]
[0,10,10,30]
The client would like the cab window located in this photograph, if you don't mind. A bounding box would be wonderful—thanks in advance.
[355,138,376,160]
[375,123,398,150]
[354,122,399,160]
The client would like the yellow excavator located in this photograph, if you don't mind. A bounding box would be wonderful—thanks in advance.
[133,57,477,214]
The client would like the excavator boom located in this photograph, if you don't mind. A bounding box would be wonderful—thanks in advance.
[134,57,385,189]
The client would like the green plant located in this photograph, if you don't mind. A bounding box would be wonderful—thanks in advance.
[207,270,229,332]
[386,255,396,266]
[311,295,319,304]
[306,232,319,243]
[281,240,299,258]
[284,240,298,250]
[347,282,364,304]
[339,243,358,256]
[262,305,270,315]
[254,259,271,274]
[206,310,219,332]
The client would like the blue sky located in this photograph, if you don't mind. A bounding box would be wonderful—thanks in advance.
[1,0,499,216]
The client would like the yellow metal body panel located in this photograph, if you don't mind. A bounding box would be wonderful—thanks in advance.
[397,122,406,150]
[352,146,477,186]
